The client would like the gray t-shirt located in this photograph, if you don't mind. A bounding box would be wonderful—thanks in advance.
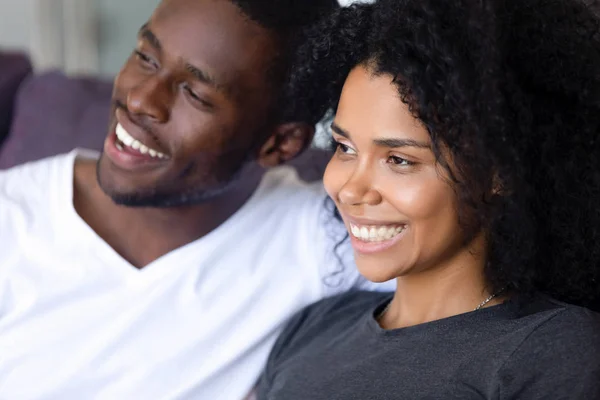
[258,291,600,399]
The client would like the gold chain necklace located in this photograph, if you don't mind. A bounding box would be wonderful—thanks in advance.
[377,287,507,321]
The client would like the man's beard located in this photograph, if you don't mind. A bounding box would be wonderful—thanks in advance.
[96,152,251,208]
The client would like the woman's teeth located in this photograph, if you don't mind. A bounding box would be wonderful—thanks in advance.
[115,123,167,159]
[350,223,405,242]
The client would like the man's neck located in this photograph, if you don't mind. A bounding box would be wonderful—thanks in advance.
[73,159,263,268]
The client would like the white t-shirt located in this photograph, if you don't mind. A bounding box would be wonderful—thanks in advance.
[0,150,393,400]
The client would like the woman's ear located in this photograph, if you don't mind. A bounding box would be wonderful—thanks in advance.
[257,122,315,168]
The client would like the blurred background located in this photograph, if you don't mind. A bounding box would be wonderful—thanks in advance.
[0,0,360,77]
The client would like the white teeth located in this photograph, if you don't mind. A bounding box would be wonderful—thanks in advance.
[349,223,405,242]
[360,227,369,239]
[385,228,395,240]
[369,227,377,239]
[115,123,167,159]
[122,134,134,147]
[115,142,124,151]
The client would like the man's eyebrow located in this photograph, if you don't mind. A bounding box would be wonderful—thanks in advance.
[185,63,221,91]
[139,24,161,50]
[331,122,430,149]
[137,24,229,96]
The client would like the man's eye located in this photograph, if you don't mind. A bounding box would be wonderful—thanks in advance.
[134,51,156,68]
[135,51,150,62]
[186,87,200,101]
[185,86,213,109]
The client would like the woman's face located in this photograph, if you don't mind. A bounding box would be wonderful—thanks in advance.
[324,65,470,283]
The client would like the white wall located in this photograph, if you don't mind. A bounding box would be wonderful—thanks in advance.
[0,0,368,76]
[96,0,159,76]
[93,0,364,76]
[0,0,157,75]
[0,0,33,51]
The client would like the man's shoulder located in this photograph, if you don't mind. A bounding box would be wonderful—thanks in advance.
[259,165,325,200]
[248,165,327,221]
[1,151,75,193]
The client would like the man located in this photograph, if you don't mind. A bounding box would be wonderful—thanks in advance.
[0,0,392,398]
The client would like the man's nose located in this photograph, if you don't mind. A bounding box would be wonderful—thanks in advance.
[126,76,173,123]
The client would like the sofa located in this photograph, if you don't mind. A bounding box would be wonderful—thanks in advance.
[0,51,330,180]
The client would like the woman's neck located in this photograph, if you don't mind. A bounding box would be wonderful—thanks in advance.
[379,233,502,329]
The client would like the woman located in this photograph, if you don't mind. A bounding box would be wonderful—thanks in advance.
[257,0,600,398]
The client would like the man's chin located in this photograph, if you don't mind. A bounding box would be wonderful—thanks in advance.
[104,188,232,208]
[96,156,160,207]
[96,169,234,209]
[95,151,247,208]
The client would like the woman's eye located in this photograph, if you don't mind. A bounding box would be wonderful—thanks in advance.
[388,156,411,166]
[336,141,357,155]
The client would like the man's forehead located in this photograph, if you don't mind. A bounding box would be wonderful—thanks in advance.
[153,0,266,39]
[148,0,278,90]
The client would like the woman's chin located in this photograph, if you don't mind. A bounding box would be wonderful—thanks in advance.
[356,261,402,283]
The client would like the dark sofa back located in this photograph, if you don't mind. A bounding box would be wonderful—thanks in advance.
[0,71,112,169]
[0,52,32,148]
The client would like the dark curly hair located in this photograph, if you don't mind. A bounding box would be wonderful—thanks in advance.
[287,0,600,310]
[230,0,339,125]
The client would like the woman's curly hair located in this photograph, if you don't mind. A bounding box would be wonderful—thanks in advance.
[286,0,600,310]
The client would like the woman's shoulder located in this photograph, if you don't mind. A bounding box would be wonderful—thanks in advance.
[519,294,600,332]
[270,291,391,358]
[508,294,600,351]
[303,290,392,320]
[499,296,600,398]
[287,290,390,336]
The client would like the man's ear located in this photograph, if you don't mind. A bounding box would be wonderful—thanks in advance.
[257,122,315,168]
[491,172,507,196]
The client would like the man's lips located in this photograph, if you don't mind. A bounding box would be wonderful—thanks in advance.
[113,106,170,156]
[114,123,168,159]
[104,126,168,170]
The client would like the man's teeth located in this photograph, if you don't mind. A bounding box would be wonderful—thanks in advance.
[350,223,405,242]
[115,123,167,159]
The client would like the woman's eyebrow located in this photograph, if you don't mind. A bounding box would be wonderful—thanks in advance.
[373,138,430,149]
[331,122,350,138]
[331,122,430,149]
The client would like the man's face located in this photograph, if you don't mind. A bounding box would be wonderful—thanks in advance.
[97,0,279,207]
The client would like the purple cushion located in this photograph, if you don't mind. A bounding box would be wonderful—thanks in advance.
[0,52,32,147]
[0,71,112,169]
